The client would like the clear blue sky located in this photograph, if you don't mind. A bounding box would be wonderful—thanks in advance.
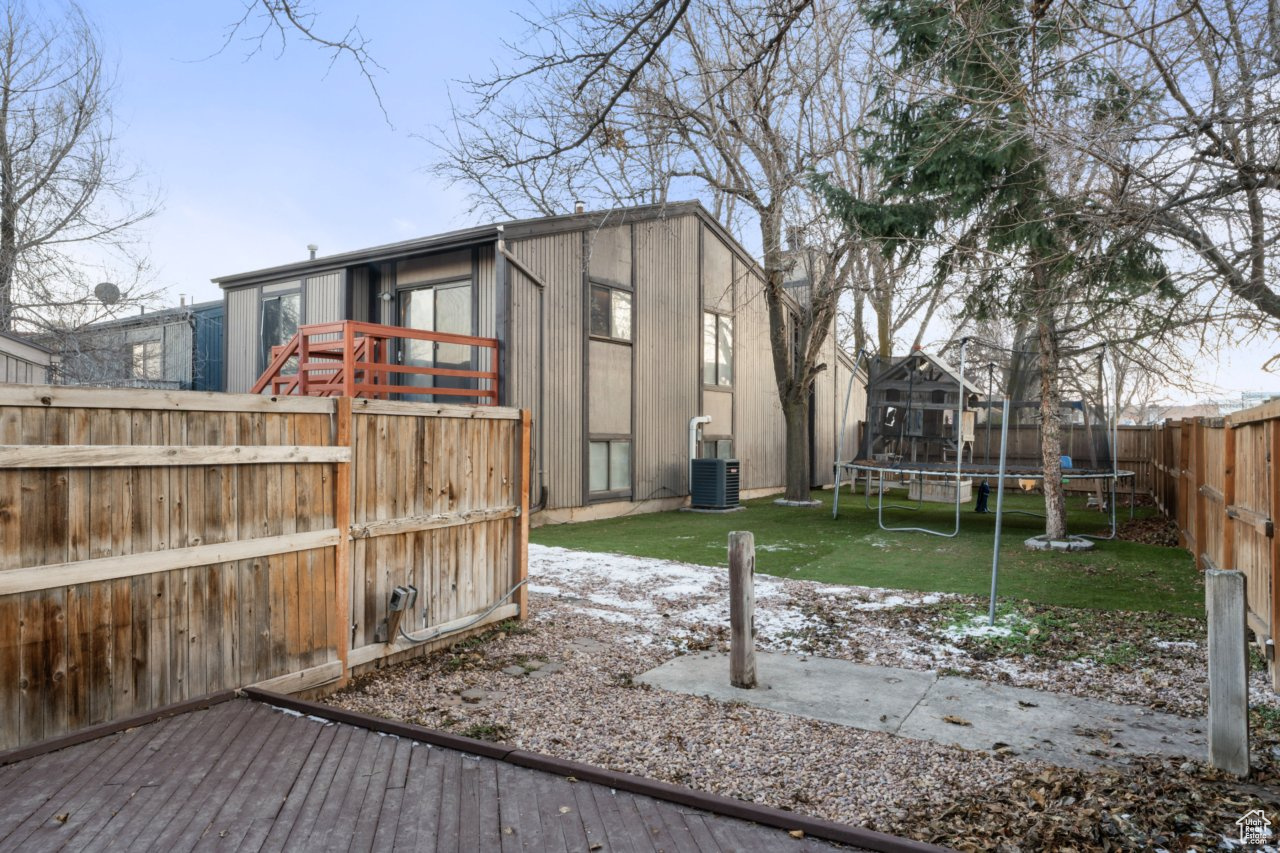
[78,1,518,304]
[74,2,1277,401]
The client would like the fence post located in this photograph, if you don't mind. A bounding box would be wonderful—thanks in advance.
[1222,424,1236,575]
[728,531,756,689]
[1194,420,1207,568]
[334,396,353,686]
[1207,569,1249,776]
[517,410,531,621]
[1271,422,1280,692]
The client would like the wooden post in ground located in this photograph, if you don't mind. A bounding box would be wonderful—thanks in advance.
[1207,569,1249,776]
[728,531,756,689]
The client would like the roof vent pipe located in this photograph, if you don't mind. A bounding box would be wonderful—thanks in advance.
[574,200,585,215]
[307,243,318,260]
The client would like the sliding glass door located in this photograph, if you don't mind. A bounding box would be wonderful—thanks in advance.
[397,281,472,401]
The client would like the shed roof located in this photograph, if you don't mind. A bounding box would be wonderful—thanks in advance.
[870,350,981,394]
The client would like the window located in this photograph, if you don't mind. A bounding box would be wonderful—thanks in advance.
[589,440,631,493]
[702,312,733,386]
[261,290,301,370]
[590,284,632,341]
[131,340,162,381]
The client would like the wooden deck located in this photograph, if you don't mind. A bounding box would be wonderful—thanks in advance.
[0,693,940,853]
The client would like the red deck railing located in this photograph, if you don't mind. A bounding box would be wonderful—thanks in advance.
[250,321,500,404]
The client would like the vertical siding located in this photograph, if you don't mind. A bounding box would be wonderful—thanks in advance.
[508,233,583,509]
[732,255,786,491]
[159,321,195,389]
[304,271,344,324]
[634,215,700,500]
[834,356,865,464]
[225,287,258,393]
[1,353,50,384]
[508,263,544,499]
[476,250,496,338]
[349,267,370,323]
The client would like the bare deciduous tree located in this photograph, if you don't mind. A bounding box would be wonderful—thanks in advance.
[437,1,902,500]
[0,1,158,334]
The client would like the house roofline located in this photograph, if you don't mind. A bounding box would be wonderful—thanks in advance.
[213,201,729,289]
[0,329,53,354]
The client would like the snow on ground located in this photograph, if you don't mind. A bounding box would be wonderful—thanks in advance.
[528,543,949,653]
[526,543,1277,719]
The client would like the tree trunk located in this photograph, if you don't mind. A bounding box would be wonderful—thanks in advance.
[782,392,810,501]
[1036,313,1068,539]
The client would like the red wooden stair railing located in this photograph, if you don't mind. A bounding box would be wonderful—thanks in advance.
[250,321,500,403]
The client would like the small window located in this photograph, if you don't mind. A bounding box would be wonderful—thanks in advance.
[702,312,733,386]
[590,284,631,341]
[131,340,162,380]
[589,439,631,493]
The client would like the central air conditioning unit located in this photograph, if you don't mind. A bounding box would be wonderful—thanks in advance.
[690,458,740,509]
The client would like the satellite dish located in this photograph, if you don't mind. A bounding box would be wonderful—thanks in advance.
[94,281,120,305]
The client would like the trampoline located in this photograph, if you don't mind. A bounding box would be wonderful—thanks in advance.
[832,459,1137,538]
[832,338,1135,540]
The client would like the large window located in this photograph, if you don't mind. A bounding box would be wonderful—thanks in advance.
[702,312,733,386]
[589,439,631,494]
[261,289,301,370]
[590,284,632,341]
[131,340,162,381]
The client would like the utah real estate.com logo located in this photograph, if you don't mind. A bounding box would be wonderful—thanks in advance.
[1237,809,1273,846]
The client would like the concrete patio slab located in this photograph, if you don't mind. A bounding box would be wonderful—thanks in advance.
[638,651,1206,771]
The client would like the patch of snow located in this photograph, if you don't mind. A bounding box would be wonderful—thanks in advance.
[1151,640,1199,650]
[941,615,1018,640]
[756,544,793,552]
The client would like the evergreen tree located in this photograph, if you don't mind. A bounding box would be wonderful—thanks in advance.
[815,0,1170,538]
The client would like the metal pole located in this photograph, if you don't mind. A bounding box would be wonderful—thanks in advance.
[988,398,1011,626]
[985,362,994,466]
[954,339,967,533]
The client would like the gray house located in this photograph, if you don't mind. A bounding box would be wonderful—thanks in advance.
[0,331,56,385]
[215,202,864,520]
[47,300,225,392]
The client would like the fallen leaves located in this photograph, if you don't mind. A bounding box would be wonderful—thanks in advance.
[943,715,973,727]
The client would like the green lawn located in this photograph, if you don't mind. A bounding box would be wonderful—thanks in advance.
[531,488,1203,615]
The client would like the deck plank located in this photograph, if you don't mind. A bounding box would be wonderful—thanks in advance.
[0,700,872,853]
[104,700,259,851]
[157,704,290,849]
[338,731,399,852]
[392,743,444,852]
[246,719,341,852]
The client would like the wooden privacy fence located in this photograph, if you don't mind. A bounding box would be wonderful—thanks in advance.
[0,385,529,751]
[969,424,1157,494]
[1153,404,1279,690]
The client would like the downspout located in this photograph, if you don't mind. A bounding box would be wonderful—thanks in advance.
[689,415,712,489]
[497,226,548,512]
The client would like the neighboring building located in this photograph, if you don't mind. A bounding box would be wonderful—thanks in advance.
[46,300,225,391]
[0,330,56,384]
[214,201,865,519]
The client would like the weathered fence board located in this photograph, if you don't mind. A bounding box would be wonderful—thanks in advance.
[1154,410,1279,690]
[0,385,529,751]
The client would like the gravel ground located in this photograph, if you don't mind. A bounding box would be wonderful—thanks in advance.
[329,544,1280,850]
